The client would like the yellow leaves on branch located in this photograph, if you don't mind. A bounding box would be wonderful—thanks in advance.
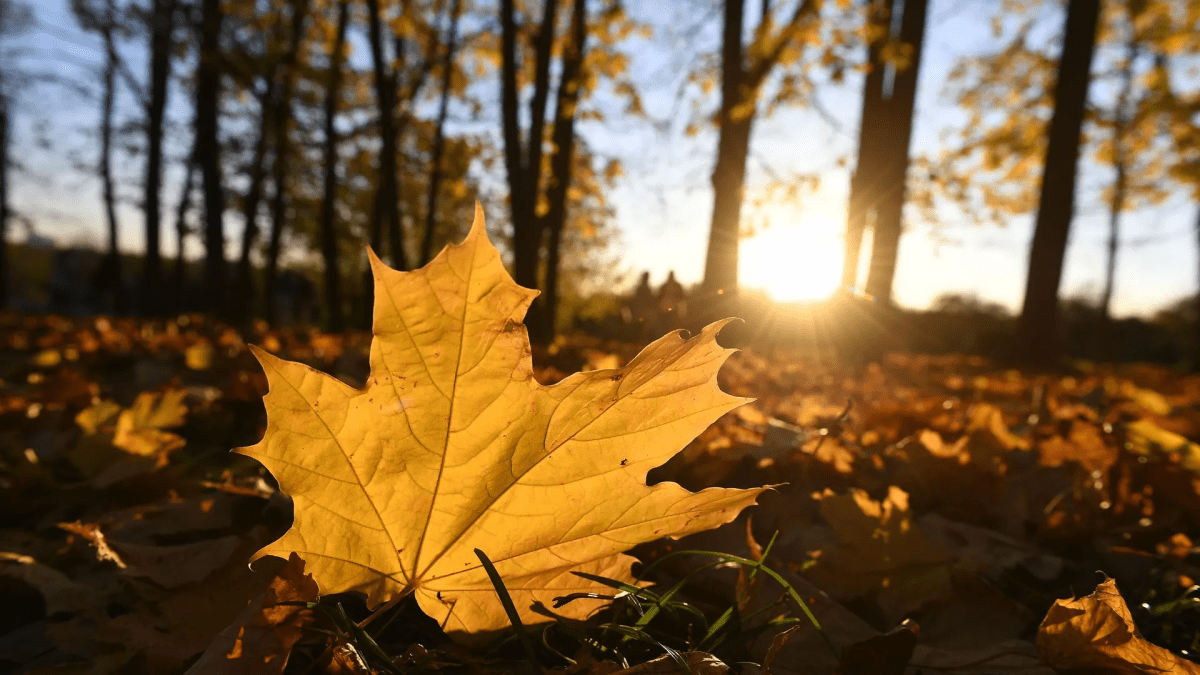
[239,204,765,638]
[1038,577,1200,674]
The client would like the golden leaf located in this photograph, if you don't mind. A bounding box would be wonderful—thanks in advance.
[239,204,764,638]
[114,390,188,457]
[1037,577,1200,674]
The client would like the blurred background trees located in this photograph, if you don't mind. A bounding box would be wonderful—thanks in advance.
[2,0,1200,364]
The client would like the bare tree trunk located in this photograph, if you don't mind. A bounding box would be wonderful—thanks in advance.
[173,152,196,308]
[841,0,892,293]
[319,0,349,333]
[500,0,559,294]
[1017,0,1101,365]
[540,0,587,342]
[863,0,928,304]
[196,0,226,315]
[99,10,125,314]
[264,0,308,325]
[145,0,173,314]
[421,0,462,266]
[701,0,749,297]
[0,99,8,309]
[1194,205,1200,369]
[234,82,275,322]
[366,0,404,271]
[1100,31,1137,351]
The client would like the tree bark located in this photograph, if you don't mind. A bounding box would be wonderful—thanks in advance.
[1100,31,1137,344]
[99,8,125,314]
[319,0,350,333]
[1017,0,1101,365]
[0,99,8,310]
[540,0,587,342]
[172,151,196,308]
[841,0,893,293]
[145,0,173,314]
[264,0,308,325]
[366,0,404,271]
[701,0,749,296]
[863,0,929,304]
[234,82,274,322]
[196,0,226,315]
[500,0,559,294]
[421,0,462,266]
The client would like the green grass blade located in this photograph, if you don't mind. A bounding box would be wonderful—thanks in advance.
[475,548,543,671]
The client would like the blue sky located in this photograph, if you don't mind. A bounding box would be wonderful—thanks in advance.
[5,0,1197,317]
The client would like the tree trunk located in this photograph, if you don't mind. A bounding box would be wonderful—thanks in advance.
[366,0,404,272]
[1100,30,1137,349]
[421,0,462,266]
[173,152,196,308]
[196,0,226,315]
[0,100,8,310]
[264,0,308,326]
[1017,0,1101,365]
[145,0,173,314]
[863,0,929,304]
[841,0,893,293]
[234,84,274,322]
[319,0,349,333]
[100,15,125,314]
[701,0,749,296]
[540,0,587,342]
[1194,205,1200,369]
[500,0,559,294]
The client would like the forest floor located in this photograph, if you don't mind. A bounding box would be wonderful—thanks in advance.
[2,312,1199,674]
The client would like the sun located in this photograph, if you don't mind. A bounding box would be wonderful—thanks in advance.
[739,206,844,302]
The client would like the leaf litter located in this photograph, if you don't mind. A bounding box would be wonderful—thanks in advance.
[2,211,1200,673]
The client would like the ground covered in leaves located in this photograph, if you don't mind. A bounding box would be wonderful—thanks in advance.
[3,312,1200,674]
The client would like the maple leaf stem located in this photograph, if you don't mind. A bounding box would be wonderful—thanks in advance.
[359,595,403,628]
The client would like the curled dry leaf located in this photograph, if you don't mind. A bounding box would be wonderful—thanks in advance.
[184,552,318,675]
[238,205,765,639]
[1037,577,1200,674]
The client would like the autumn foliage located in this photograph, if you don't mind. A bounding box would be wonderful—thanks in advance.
[5,210,1200,673]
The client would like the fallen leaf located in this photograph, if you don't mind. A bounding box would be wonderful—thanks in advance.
[238,205,765,638]
[614,652,727,675]
[1037,577,1200,674]
[184,552,318,675]
[114,390,188,457]
[838,619,918,675]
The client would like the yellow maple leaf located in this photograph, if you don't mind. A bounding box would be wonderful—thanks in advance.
[114,390,188,457]
[238,205,765,638]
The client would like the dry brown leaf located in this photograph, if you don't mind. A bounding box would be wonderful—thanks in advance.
[184,552,318,675]
[1037,577,1200,674]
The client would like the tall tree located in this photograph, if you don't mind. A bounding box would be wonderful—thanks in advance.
[500,0,559,299]
[264,0,309,325]
[172,150,196,305]
[1017,0,1102,364]
[365,0,404,271]
[233,79,273,322]
[319,0,350,332]
[0,94,7,310]
[73,0,127,312]
[1099,23,1137,335]
[701,0,820,297]
[540,0,587,340]
[841,0,890,294]
[144,0,174,313]
[860,0,928,304]
[420,0,462,267]
[196,0,227,314]
[98,0,125,313]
